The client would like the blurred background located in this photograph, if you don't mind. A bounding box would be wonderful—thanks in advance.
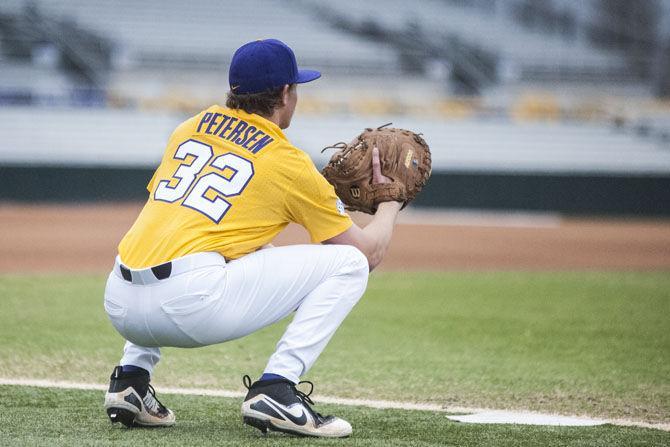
[1,0,669,272]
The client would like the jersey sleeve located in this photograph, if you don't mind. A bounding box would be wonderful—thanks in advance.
[285,159,353,243]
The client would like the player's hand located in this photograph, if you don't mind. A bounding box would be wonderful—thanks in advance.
[371,147,392,185]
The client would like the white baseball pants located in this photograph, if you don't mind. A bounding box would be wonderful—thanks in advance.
[103,244,369,384]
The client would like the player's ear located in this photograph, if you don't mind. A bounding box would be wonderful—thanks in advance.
[280,84,291,106]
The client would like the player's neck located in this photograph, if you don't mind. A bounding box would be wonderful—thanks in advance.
[264,108,290,130]
[263,113,282,129]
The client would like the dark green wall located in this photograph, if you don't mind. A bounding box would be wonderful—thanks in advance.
[1,165,153,202]
[413,171,670,216]
[2,165,669,216]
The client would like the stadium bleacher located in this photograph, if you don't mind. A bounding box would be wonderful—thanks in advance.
[297,0,630,83]
[1,0,400,75]
[1,106,668,176]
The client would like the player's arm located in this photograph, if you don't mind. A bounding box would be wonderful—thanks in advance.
[323,203,400,271]
[323,148,401,271]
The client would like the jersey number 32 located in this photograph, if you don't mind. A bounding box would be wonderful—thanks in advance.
[154,139,254,223]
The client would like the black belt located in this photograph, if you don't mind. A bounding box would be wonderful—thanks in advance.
[119,262,172,282]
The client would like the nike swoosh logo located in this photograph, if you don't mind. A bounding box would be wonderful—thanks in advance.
[265,399,308,426]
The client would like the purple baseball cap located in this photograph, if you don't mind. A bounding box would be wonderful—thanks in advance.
[229,39,321,94]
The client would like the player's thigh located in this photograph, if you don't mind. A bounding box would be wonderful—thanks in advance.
[203,244,368,342]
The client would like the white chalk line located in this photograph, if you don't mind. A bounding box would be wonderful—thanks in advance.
[0,377,667,432]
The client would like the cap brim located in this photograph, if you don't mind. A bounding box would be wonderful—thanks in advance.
[296,69,321,84]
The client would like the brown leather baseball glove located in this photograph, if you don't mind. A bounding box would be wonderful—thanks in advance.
[321,124,432,214]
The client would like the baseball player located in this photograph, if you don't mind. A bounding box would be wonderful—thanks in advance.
[103,38,402,438]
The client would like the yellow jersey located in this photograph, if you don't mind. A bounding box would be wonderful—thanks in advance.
[118,106,352,268]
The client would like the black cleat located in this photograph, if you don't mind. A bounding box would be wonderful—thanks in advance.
[103,366,175,427]
[241,375,351,438]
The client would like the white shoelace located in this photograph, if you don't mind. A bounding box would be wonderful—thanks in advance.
[142,385,164,415]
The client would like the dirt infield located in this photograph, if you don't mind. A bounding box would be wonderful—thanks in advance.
[1,203,669,273]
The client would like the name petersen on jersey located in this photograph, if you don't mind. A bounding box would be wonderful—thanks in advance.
[196,112,274,154]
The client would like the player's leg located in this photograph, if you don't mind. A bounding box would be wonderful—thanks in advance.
[160,244,368,360]
[221,244,368,437]
[103,272,174,427]
[259,249,369,383]
[180,244,368,374]
[118,341,160,374]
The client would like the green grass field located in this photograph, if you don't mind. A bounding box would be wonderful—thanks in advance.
[1,385,668,447]
[0,272,669,445]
